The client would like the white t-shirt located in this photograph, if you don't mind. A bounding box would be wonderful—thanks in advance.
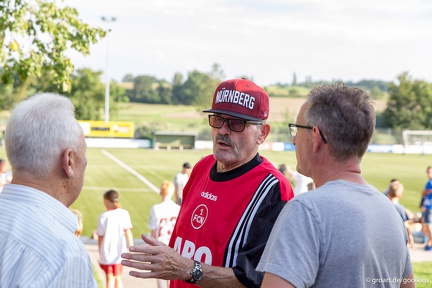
[148,200,180,244]
[97,208,133,264]
[174,172,189,200]
[293,172,313,196]
[0,172,12,193]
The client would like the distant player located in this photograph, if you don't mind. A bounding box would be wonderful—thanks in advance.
[148,180,180,288]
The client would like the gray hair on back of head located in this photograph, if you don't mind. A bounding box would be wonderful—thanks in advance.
[4,93,82,178]
[305,83,375,161]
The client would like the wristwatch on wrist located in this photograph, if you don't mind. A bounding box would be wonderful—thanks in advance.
[186,260,203,284]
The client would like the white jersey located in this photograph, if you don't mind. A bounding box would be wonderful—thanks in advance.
[97,208,133,264]
[148,200,180,244]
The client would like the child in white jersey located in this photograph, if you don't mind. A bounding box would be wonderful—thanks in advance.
[97,189,133,288]
[148,181,181,288]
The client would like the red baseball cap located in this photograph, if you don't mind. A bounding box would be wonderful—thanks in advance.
[202,78,269,121]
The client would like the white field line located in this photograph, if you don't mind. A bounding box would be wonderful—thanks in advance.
[101,149,159,193]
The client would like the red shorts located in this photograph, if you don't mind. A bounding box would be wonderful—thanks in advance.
[99,263,123,276]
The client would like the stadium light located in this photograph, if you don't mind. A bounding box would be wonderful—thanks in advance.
[101,16,117,123]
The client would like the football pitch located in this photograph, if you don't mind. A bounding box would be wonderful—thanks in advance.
[70,148,431,239]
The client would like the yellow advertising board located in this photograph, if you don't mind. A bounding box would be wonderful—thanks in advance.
[78,121,134,138]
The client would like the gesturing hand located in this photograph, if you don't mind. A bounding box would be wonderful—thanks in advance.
[121,234,193,281]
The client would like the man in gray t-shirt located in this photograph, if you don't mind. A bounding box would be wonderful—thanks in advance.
[258,180,412,287]
[258,83,413,287]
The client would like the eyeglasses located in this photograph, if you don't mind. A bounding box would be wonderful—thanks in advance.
[208,115,263,132]
[288,123,328,144]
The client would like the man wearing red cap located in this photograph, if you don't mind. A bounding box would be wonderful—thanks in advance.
[122,79,294,287]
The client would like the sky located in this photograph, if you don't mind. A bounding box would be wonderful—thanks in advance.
[63,0,432,86]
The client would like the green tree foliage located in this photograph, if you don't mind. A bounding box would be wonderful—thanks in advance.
[382,72,432,129]
[0,81,16,110]
[0,0,105,91]
[157,81,172,104]
[124,64,224,107]
[66,69,127,120]
[171,72,184,105]
[0,67,126,119]
[110,81,127,103]
[172,64,223,107]
[177,70,214,106]
[122,74,134,82]
[130,75,160,103]
[67,68,105,120]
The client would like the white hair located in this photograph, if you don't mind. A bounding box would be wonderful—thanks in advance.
[5,93,82,178]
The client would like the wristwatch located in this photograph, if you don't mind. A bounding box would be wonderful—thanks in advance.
[186,260,203,284]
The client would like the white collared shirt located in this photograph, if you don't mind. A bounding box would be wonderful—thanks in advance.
[0,184,96,287]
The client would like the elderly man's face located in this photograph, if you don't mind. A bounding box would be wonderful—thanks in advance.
[211,114,267,172]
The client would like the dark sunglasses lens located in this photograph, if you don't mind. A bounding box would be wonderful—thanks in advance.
[228,119,245,132]
[210,116,223,128]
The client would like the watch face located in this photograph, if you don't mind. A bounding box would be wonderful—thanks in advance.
[191,261,203,282]
[194,269,203,281]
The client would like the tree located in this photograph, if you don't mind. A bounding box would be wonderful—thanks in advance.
[0,0,105,91]
[171,72,184,105]
[110,80,127,103]
[131,75,159,103]
[122,74,134,82]
[381,72,432,129]
[172,64,223,107]
[179,70,214,106]
[67,68,105,120]
[157,81,172,104]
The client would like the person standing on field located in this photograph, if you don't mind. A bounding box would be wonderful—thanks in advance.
[258,83,413,288]
[97,189,134,288]
[420,166,432,251]
[122,78,294,287]
[174,162,191,205]
[148,180,181,288]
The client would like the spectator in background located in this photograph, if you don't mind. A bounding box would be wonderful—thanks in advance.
[387,182,414,247]
[97,189,134,288]
[286,165,313,196]
[0,158,12,193]
[278,163,288,175]
[148,180,181,288]
[258,83,413,287]
[307,181,316,191]
[122,78,294,287]
[421,166,432,251]
[0,93,96,287]
[174,162,191,205]
[383,178,400,200]
[70,208,84,237]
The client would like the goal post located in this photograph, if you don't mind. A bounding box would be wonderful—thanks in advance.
[402,130,432,154]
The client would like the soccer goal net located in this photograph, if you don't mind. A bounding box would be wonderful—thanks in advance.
[402,130,432,154]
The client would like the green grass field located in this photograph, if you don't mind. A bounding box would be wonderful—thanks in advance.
[412,262,432,288]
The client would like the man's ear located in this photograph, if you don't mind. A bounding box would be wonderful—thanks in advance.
[257,123,271,144]
[62,148,74,178]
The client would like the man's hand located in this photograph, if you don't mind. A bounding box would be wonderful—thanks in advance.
[121,234,193,281]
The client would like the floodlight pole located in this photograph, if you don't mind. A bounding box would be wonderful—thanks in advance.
[101,16,117,123]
